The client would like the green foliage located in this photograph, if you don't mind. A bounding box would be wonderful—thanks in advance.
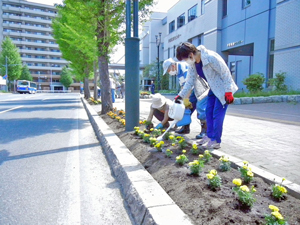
[0,37,22,82]
[189,159,204,175]
[233,185,256,208]
[243,73,265,93]
[219,156,231,172]
[268,72,288,92]
[19,65,33,81]
[206,170,222,190]
[60,67,73,88]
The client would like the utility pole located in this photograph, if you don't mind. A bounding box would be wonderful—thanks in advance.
[125,0,140,131]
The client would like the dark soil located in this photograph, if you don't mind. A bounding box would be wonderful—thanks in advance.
[100,113,300,225]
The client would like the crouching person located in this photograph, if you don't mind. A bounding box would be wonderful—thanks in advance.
[146,93,173,129]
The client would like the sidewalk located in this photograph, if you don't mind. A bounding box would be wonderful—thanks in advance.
[92,97,300,196]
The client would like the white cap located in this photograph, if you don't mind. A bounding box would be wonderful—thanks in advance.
[163,58,176,75]
[151,93,166,109]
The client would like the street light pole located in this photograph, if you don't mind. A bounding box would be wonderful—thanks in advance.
[155,32,162,91]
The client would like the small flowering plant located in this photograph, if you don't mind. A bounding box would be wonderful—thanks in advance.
[271,178,288,200]
[143,133,151,143]
[265,205,289,225]
[188,159,204,176]
[165,149,173,158]
[190,143,199,155]
[178,138,187,149]
[239,161,254,184]
[175,150,189,166]
[149,137,157,147]
[206,169,222,190]
[118,109,125,115]
[203,150,212,163]
[151,128,162,137]
[232,178,256,208]
[219,155,231,171]
[133,126,140,135]
[154,141,164,152]
[138,130,145,139]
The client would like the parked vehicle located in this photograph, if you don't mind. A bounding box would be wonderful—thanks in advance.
[17,80,37,94]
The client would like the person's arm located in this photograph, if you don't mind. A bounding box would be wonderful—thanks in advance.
[147,106,154,122]
[161,105,170,125]
[178,66,195,98]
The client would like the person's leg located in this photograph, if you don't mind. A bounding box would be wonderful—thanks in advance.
[111,89,115,103]
[205,90,215,140]
[212,99,228,143]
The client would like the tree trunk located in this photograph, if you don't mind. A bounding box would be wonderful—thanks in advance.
[98,55,112,114]
[93,60,98,100]
[84,77,90,99]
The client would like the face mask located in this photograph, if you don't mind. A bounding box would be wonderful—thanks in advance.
[169,70,177,76]
[185,57,195,65]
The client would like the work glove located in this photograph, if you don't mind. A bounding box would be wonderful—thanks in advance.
[155,123,164,129]
[225,92,234,104]
[174,95,182,103]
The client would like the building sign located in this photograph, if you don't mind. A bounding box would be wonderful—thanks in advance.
[168,34,181,43]
[227,40,243,47]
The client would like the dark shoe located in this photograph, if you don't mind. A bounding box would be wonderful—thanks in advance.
[175,125,190,134]
[196,132,206,139]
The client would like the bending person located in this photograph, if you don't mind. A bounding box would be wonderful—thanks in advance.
[175,42,238,149]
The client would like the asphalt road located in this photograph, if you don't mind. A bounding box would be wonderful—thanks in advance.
[0,93,133,225]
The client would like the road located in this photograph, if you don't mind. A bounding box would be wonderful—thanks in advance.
[0,93,133,225]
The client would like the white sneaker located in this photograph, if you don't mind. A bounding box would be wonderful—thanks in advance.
[196,136,210,145]
[204,140,221,149]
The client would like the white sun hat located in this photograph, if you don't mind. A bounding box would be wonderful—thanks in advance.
[163,58,176,75]
[151,93,166,109]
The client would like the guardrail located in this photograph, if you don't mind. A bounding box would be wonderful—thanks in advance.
[36,90,72,93]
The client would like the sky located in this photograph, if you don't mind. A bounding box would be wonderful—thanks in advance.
[27,0,180,64]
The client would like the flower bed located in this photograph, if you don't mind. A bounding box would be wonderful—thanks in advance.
[99,109,300,225]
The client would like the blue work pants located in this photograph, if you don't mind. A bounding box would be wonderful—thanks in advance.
[206,90,228,143]
[111,89,115,103]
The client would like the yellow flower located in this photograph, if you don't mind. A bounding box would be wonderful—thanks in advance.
[206,174,214,180]
[176,156,180,160]
[172,143,176,146]
[193,160,199,165]
[169,135,174,140]
[243,165,248,170]
[199,154,204,159]
[243,161,249,165]
[269,205,279,212]
[232,178,242,186]
[162,129,166,132]
[160,141,164,145]
[188,162,194,166]
[240,185,250,192]
[204,150,209,154]
[150,128,154,131]
[247,171,254,177]
[210,169,217,175]
[271,211,284,220]
[166,149,170,152]
[278,186,287,193]
[192,144,198,149]
[282,177,286,181]
[182,150,186,154]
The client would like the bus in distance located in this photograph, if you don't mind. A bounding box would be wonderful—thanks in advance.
[17,80,37,94]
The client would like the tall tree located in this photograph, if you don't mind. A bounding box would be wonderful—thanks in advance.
[60,66,73,89]
[19,65,33,81]
[0,37,23,91]
[53,0,154,114]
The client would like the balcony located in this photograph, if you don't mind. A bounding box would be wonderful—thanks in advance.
[3,31,54,40]
[2,6,56,18]
[19,49,62,56]
[2,15,52,25]
[12,40,59,48]
[21,57,68,64]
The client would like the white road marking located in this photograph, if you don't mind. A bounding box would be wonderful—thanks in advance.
[0,106,23,114]
[57,108,81,225]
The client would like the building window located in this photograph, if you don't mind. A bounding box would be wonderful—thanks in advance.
[243,0,251,8]
[169,20,175,34]
[201,0,205,15]
[268,39,275,79]
[188,4,197,22]
[177,13,185,29]
[222,0,227,17]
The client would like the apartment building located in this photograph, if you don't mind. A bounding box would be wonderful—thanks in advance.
[140,0,300,92]
[0,0,82,92]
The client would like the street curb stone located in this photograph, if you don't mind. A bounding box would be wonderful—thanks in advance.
[234,95,300,105]
[81,97,194,225]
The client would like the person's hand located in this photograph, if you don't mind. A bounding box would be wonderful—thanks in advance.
[174,95,182,103]
[225,92,234,104]
[155,123,164,129]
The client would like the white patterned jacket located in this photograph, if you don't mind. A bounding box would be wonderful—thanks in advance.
[178,45,238,106]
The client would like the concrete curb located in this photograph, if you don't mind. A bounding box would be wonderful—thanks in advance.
[81,97,194,225]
